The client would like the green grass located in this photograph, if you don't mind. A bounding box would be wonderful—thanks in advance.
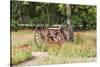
[11,30,96,65]
[11,47,32,65]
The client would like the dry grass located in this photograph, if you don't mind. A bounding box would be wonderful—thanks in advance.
[11,30,34,47]
[11,30,96,65]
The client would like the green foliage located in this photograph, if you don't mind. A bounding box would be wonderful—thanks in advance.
[71,5,96,30]
[10,1,96,31]
[72,15,80,30]
[11,20,19,31]
[11,48,32,65]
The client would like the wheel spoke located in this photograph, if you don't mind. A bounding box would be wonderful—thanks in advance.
[34,28,47,51]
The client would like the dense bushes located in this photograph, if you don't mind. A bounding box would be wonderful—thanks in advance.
[11,1,96,31]
[11,20,19,31]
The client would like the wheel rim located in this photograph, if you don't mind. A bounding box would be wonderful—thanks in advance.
[34,27,47,51]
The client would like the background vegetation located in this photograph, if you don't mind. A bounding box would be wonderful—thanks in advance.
[10,1,96,31]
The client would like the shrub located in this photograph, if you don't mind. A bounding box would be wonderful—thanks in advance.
[11,20,19,31]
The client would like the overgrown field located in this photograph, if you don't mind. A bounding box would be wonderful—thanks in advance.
[11,30,96,65]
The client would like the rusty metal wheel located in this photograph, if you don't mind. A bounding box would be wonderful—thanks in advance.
[34,26,48,51]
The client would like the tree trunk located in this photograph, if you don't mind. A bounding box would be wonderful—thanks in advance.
[65,4,74,41]
[46,4,50,27]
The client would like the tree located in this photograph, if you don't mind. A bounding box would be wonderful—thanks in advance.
[66,4,74,41]
[10,1,96,31]
[71,5,96,30]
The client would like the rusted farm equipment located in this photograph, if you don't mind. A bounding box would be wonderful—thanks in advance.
[34,24,68,50]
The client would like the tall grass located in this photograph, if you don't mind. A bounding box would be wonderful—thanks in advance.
[11,46,32,65]
[11,30,96,65]
[47,31,96,58]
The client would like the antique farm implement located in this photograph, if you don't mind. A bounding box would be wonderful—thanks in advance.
[34,24,68,49]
